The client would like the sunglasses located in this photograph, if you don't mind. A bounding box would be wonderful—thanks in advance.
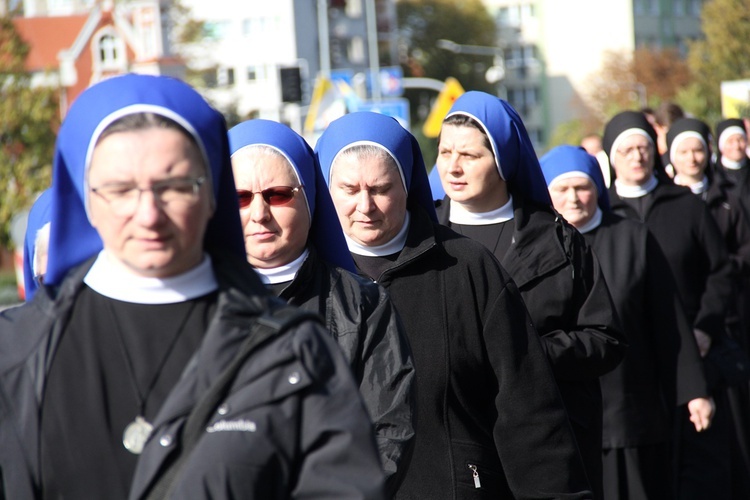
[236,186,301,208]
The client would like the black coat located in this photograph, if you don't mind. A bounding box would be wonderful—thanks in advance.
[584,212,708,449]
[609,182,733,340]
[0,252,385,500]
[277,246,415,495]
[368,206,591,499]
[437,199,626,500]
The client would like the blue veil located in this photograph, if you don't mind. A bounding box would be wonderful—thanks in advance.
[23,189,53,300]
[45,74,245,286]
[539,145,611,211]
[314,112,438,223]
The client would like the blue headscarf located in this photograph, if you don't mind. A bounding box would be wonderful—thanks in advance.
[539,145,611,211]
[315,111,438,223]
[444,91,551,206]
[228,119,355,273]
[427,165,446,201]
[45,73,245,286]
[23,189,52,300]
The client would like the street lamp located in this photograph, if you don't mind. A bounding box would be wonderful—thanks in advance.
[436,39,506,94]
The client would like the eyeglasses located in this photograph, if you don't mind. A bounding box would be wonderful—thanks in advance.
[615,145,652,158]
[90,176,206,216]
[236,186,301,208]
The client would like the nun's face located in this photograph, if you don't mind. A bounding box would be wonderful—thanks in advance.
[720,133,747,162]
[88,127,213,278]
[436,124,508,212]
[672,137,707,179]
[611,134,654,187]
[548,176,597,228]
[329,152,408,247]
[231,149,310,269]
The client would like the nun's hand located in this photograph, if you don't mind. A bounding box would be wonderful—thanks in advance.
[688,397,715,432]
[693,329,712,358]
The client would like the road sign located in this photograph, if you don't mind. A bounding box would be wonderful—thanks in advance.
[354,98,410,130]
[422,77,465,138]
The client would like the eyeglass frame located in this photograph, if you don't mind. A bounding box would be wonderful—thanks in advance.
[236,186,302,208]
[89,176,207,216]
[615,144,653,159]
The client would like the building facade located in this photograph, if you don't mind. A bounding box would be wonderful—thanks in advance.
[482,0,704,150]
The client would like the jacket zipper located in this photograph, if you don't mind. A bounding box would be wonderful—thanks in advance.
[468,464,481,488]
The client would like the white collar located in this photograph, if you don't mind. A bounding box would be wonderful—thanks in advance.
[575,207,603,234]
[253,248,310,285]
[614,175,659,198]
[449,195,514,225]
[721,156,745,171]
[675,174,709,195]
[84,251,218,304]
[346,212,410,257]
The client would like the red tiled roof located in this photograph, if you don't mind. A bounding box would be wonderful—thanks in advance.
[13,15,89,71]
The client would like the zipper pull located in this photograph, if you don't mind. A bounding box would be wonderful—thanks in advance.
[468,464,481,489]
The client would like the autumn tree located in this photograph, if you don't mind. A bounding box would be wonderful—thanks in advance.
[0,16,58,248]
[686,0,750,123]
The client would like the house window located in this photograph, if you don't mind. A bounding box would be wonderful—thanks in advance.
[689,0,702,16]
[93,30,126,72]
[346,0,362,18]
[218,67,235,87]
[99,35,118,66]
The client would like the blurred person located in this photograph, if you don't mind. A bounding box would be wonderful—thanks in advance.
[0,74,385,500]
[653,102,685,174]
[228,118,415,495]
[581,133,613,188]
[22,189,52,301]
[667,117,750,498]
[603,110,731,500]
[540,145,712,500]
[435,91,626,500]
[714,118,750,220]
[316,111,593,499]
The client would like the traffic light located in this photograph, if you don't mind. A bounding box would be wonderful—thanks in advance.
[280,66,303,103]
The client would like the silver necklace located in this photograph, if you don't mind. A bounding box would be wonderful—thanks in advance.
[106,300,197,454]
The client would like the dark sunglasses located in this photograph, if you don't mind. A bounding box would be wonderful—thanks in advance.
[236,186,301,208]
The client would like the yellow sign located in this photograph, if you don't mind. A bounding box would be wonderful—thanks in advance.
[422,77,465,138]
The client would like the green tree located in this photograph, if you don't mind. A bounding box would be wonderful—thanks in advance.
[397,0,497,138]
[687,0,750,122]
[0,16,58,248]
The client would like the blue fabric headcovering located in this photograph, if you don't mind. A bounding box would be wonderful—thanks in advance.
[444,91,551,206]
[539,145,611,211]
[228,119,355,273]
[23,189,53,300]
[314,111,438,223]
[427,165,446,201]
[45,73,245,286]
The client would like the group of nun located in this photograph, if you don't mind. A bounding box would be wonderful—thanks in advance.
[6,73,748,500]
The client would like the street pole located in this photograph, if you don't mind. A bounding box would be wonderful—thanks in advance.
[365,0,381,101]
[317,0,330,78]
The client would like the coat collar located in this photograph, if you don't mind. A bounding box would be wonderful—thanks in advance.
[437,196,569,288]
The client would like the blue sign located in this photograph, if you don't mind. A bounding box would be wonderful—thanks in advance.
[366,66,404,98]
[354,98,410,130]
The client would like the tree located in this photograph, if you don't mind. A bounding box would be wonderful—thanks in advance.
[397,0,498,162]
[585,47,692,125]
[687,0,750,122]
[0,16,58,248]
[397,0,497,93]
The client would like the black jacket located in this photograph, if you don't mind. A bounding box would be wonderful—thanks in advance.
[0,252,385,500]
[369,206,591,500]
[703,177,750,280]
[609,182,733,340]
[584,212,709,449]
[438,198,626,500]
[277,247,415,495]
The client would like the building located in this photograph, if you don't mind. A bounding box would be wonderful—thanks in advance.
[482,0,704,149]
[14,0,184,117]
[178,0,397,132]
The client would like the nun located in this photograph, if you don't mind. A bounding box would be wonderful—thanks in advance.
[0,74,385,499]
[603,110,733,499]
[227,118,415,495]
[434,90,625,499]
[714,118,750,218]
[540,145,712,500]
[22,188,52,301]
[316,111,592,499]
